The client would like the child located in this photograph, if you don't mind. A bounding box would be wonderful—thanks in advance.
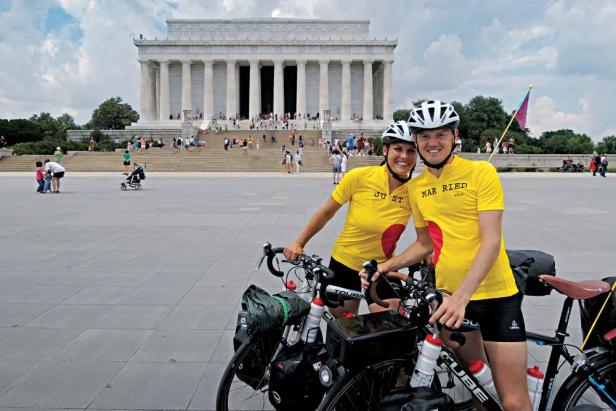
[43,169,52,193]
[35,161,44,193]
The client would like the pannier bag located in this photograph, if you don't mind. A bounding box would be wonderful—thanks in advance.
[231,285,310,390]
[268,342,327,411]
[580,277,616,349]
[506,250,556,296]
[378,387,454,411]
[237,285,310,335]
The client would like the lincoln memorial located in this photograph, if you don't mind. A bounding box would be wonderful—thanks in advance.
[131,18,397,133]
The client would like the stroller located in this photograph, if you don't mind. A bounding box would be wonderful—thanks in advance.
[121,164,146,191]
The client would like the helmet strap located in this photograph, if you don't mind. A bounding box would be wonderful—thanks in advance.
[418,145,454,170]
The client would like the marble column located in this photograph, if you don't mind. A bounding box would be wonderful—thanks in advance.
[149,65,158,120]
[249,60,260,119]
[226,60,236,118]
[159,60,169,120]
[181,60,192,117]
[139,61,150,121]
[273,60,284,117]
[202,60,213,120]
[383,60,393,122]
[363,60,373,121]
[296,60,306,117]
[319,60,329,117]
[341,60,351,121]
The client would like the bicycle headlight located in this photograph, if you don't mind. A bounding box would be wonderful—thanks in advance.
[319,366,333,387]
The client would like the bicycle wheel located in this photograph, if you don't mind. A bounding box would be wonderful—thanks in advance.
[216,333,279,411]
[552,361,616,410]
[316,357,418,411]
[435,366,475,411]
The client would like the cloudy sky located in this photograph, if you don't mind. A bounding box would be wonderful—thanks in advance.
[0,0,614,140]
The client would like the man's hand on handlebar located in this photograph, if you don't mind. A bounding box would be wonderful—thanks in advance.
[358,263,388,289]
[283,242,304,262]
[428,292,470,329]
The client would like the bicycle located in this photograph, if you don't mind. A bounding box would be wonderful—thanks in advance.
[215,243,365,411]
[316,267,616,410]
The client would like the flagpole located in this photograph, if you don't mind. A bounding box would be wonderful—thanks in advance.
[487,85,533,163]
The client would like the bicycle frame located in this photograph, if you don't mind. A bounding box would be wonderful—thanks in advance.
[444,295,615,410]
[526,296,616,409]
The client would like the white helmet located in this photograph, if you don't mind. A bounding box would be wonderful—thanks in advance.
[381,121,414,145]
[408,100,460,131]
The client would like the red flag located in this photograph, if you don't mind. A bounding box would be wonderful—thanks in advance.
[515,90,530,130]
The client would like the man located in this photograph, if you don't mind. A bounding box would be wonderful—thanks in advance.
[362,100,531,410]
[44,159,65,193]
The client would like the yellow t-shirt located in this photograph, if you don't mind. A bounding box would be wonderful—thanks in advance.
[408,156,517,300]
[331,165,412,271]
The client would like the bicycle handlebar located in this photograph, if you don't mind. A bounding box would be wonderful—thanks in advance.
[258,242,335,280]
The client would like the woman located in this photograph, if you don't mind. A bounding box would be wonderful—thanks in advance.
[330,149,343,184]
[284,121,417,317]
[293,149,302,173]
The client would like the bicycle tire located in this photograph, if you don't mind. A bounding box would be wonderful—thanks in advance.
[551,361,616,410]
[216,333,278,411]
[316,357,421,411]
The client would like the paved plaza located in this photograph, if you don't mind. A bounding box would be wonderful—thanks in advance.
[0,172,614,410]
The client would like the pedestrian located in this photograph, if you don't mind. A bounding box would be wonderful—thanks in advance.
[242,139,248,156]
[591,152,600,176]
[600,154,608,177]
[485,141,492,154]
[294,149,302,173]
[122,149,131,174]
[54,147,63,163]
[341,149,349,178]
[44,159,65,193]
[284,151,293,173]
[35,160,44,193]
[330,149,343,184]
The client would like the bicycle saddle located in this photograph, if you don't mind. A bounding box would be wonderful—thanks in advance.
[538,275,610,300]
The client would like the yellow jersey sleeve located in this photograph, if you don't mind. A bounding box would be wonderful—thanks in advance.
[331,168,358,205]
[409,183,427,228]
[475,162,505,211]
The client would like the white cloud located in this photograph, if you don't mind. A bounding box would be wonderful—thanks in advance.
[527,95,587,137]
[0,0,614,141]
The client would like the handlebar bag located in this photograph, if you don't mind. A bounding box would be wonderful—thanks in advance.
[506,250,556,296]
[326,311,417,369]
[579,277,616,349]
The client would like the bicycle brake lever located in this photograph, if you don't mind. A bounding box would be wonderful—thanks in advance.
[254,254,267,271]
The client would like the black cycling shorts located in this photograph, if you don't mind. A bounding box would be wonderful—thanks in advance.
[324,257,400,306]
[462,292,526,342]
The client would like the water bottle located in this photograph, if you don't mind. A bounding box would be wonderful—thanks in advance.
[469,360,501,404]
[283,280,300,344]
[300,297,325,343]
[410,334,442,387]
[527,365,544,411]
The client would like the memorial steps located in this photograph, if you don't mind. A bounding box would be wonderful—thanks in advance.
[0,139,383,173]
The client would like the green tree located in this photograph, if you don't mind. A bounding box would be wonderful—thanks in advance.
[393,109,410,122]
[463,96,508,149]
[596,136,616,154]
[29,112,60,140]
[0,119,43,145]
[89,97,139,130]
[539,129,594,154]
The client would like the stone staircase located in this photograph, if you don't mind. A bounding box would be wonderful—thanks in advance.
[0,132,383,172]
